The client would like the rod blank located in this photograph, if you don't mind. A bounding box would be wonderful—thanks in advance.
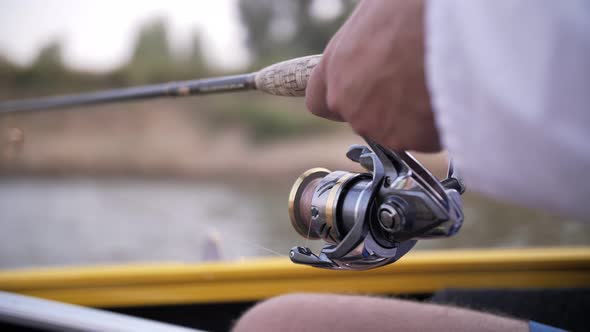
[0,74,255,114]
[0,55,321,114]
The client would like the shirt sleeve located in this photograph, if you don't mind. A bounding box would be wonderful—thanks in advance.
[425,0,590,220]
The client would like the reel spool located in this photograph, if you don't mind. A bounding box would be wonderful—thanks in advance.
[288,138,465,270]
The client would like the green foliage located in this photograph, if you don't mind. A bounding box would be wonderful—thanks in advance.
[11,42,66,93]
[2,19,210,94]
[238,0,355,67]
[203,96,338,143]
[1,3,357,141]
[238,0,275,59]
[124,20,174,84]
[115,19,209,84]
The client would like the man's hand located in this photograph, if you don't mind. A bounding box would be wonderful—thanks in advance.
[305,0,440,152]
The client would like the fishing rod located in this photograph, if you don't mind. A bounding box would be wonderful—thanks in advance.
[0,54,466,270]
[0,55,320,114]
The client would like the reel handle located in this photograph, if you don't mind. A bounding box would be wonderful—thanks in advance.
[254,55,321,97]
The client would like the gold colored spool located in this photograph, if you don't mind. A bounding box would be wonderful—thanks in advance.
[288,168,330,239]
[325,173,356,235]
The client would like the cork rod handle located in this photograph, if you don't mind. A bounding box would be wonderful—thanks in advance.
[254,55,322,97]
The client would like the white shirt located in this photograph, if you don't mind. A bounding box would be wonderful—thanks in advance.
[426,0,590,220]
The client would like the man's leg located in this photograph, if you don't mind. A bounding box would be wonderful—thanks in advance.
[233,293,527,332]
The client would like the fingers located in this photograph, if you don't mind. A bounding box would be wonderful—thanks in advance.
[305,58,344,122]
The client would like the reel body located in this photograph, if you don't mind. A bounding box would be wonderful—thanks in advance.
[288,138,465,270]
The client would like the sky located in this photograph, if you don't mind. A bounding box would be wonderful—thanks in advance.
[0,0,251,71]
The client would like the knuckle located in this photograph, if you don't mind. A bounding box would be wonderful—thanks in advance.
[387,134,410,151]
[305,96,322,116]
[325,80,348,116]
[309,107,325,118]
[325,92,342,115]
[386,140,405,151]
[350,119,370,137]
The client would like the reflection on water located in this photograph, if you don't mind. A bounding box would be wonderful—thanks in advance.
[0,178,589,269]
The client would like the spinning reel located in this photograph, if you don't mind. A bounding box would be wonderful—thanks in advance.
[288,137,465,270]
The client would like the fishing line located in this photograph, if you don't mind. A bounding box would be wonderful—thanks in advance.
[232,237,288,258]
[108,192,288,259]
[303,214,313,250]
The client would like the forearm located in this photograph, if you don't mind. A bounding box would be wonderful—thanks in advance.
[233,293,528,332]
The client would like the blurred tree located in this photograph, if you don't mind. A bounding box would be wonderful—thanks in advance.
[123,19,174,83]
[291,0,354,55]
[13,41,70,93]
[238,0,275,63]
[30,42,65,80]
[238,0,355,67]
[182,32,208,78]
[32,42,64,71]
[118,19,208,83]
[0,54,18,96]
[0,54,17,75]
[0,7,341,143]
[0,19,208,96]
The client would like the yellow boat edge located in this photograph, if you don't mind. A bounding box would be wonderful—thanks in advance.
[1,247,589,308]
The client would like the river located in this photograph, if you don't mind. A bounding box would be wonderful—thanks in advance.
[1,177,589,269]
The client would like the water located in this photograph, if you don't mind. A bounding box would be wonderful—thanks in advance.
[1,178,589,269]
